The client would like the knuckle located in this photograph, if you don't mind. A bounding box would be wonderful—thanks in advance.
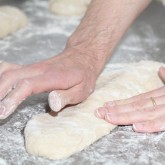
[113,100,118,106]
[130,100,143,110]
[0,62,21,71]
[18,79,32,89]
[1,71,13,79]
[0,62,15,69]
[137,93,146,100]
[0,61,9,67]
[162,87,165,93]
[75,69,85,83]
[147,111,155,120]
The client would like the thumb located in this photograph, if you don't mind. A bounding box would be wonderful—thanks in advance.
[48,90,67,112]
[48,83,89,112]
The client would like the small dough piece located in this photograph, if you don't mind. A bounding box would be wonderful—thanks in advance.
[24,61,164,160]
[49,0,91,16]
[0,6,28,39]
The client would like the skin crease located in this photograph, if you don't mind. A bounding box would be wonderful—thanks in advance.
[0,0,153,130]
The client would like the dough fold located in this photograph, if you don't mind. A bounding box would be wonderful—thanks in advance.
[24,61,164,160]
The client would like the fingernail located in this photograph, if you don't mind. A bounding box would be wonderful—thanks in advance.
[95,109,102,118]
[95,107,108,119]
[105,113,116,122]
[105,114,111,121]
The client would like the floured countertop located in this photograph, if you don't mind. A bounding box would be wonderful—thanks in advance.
[0,0,165,164]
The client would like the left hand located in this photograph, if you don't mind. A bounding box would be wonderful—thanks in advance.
[0,48,98,119]
[96,66,165,133]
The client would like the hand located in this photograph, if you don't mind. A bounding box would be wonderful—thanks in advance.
[0,48,98,119]
[96,66,165,133]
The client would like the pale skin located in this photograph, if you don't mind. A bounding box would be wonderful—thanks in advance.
[97,68,165,133]
[1,0,162,133]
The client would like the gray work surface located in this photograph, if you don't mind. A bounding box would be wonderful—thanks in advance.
[0,0,165,165]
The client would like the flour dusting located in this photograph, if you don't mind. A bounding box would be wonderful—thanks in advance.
[0,0,165,164]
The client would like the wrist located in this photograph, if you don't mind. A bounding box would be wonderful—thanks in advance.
[64,45,107,77]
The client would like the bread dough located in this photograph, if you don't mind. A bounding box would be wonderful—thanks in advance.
[24,61,164,160]
[158,0,165,5]
[48,0,163,16]
[48,0,165,16]
[49,0,91,16]
[0,6,28,39]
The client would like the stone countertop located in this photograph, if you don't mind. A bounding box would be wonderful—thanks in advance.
[0,0,165,164]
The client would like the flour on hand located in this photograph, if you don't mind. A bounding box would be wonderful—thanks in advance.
[24,61,164,160]
[0,6,28,39]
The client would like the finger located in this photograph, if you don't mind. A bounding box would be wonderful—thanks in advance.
[0,68,31,100]
[0,63,23,99]
[0,74,57,119]
[159,66,165,83]
[104,86,165,107]
[0,62,21,76]
[49,83,88,112]
[0,70,83,118]
[96,95,165,119]
[103,95,165,114]
[0,64,56,100]
[104,104,165,125]
[0,67,85,118]
[133,116,165,133]
[0,79,32,119]
[95,107,109,119]
[0,71,19,100]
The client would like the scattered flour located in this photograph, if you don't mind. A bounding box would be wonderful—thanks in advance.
[0,0,165,164]
[0,158,8,165]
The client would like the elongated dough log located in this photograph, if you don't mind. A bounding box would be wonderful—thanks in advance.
[0,6,28,39]
[49,0,91,16]
[24,61,164,160]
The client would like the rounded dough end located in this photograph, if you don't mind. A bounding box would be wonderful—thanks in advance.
[24,113,90,160]
[0,6,28,39]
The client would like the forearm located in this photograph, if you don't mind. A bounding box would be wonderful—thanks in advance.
[66,0,151,75]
